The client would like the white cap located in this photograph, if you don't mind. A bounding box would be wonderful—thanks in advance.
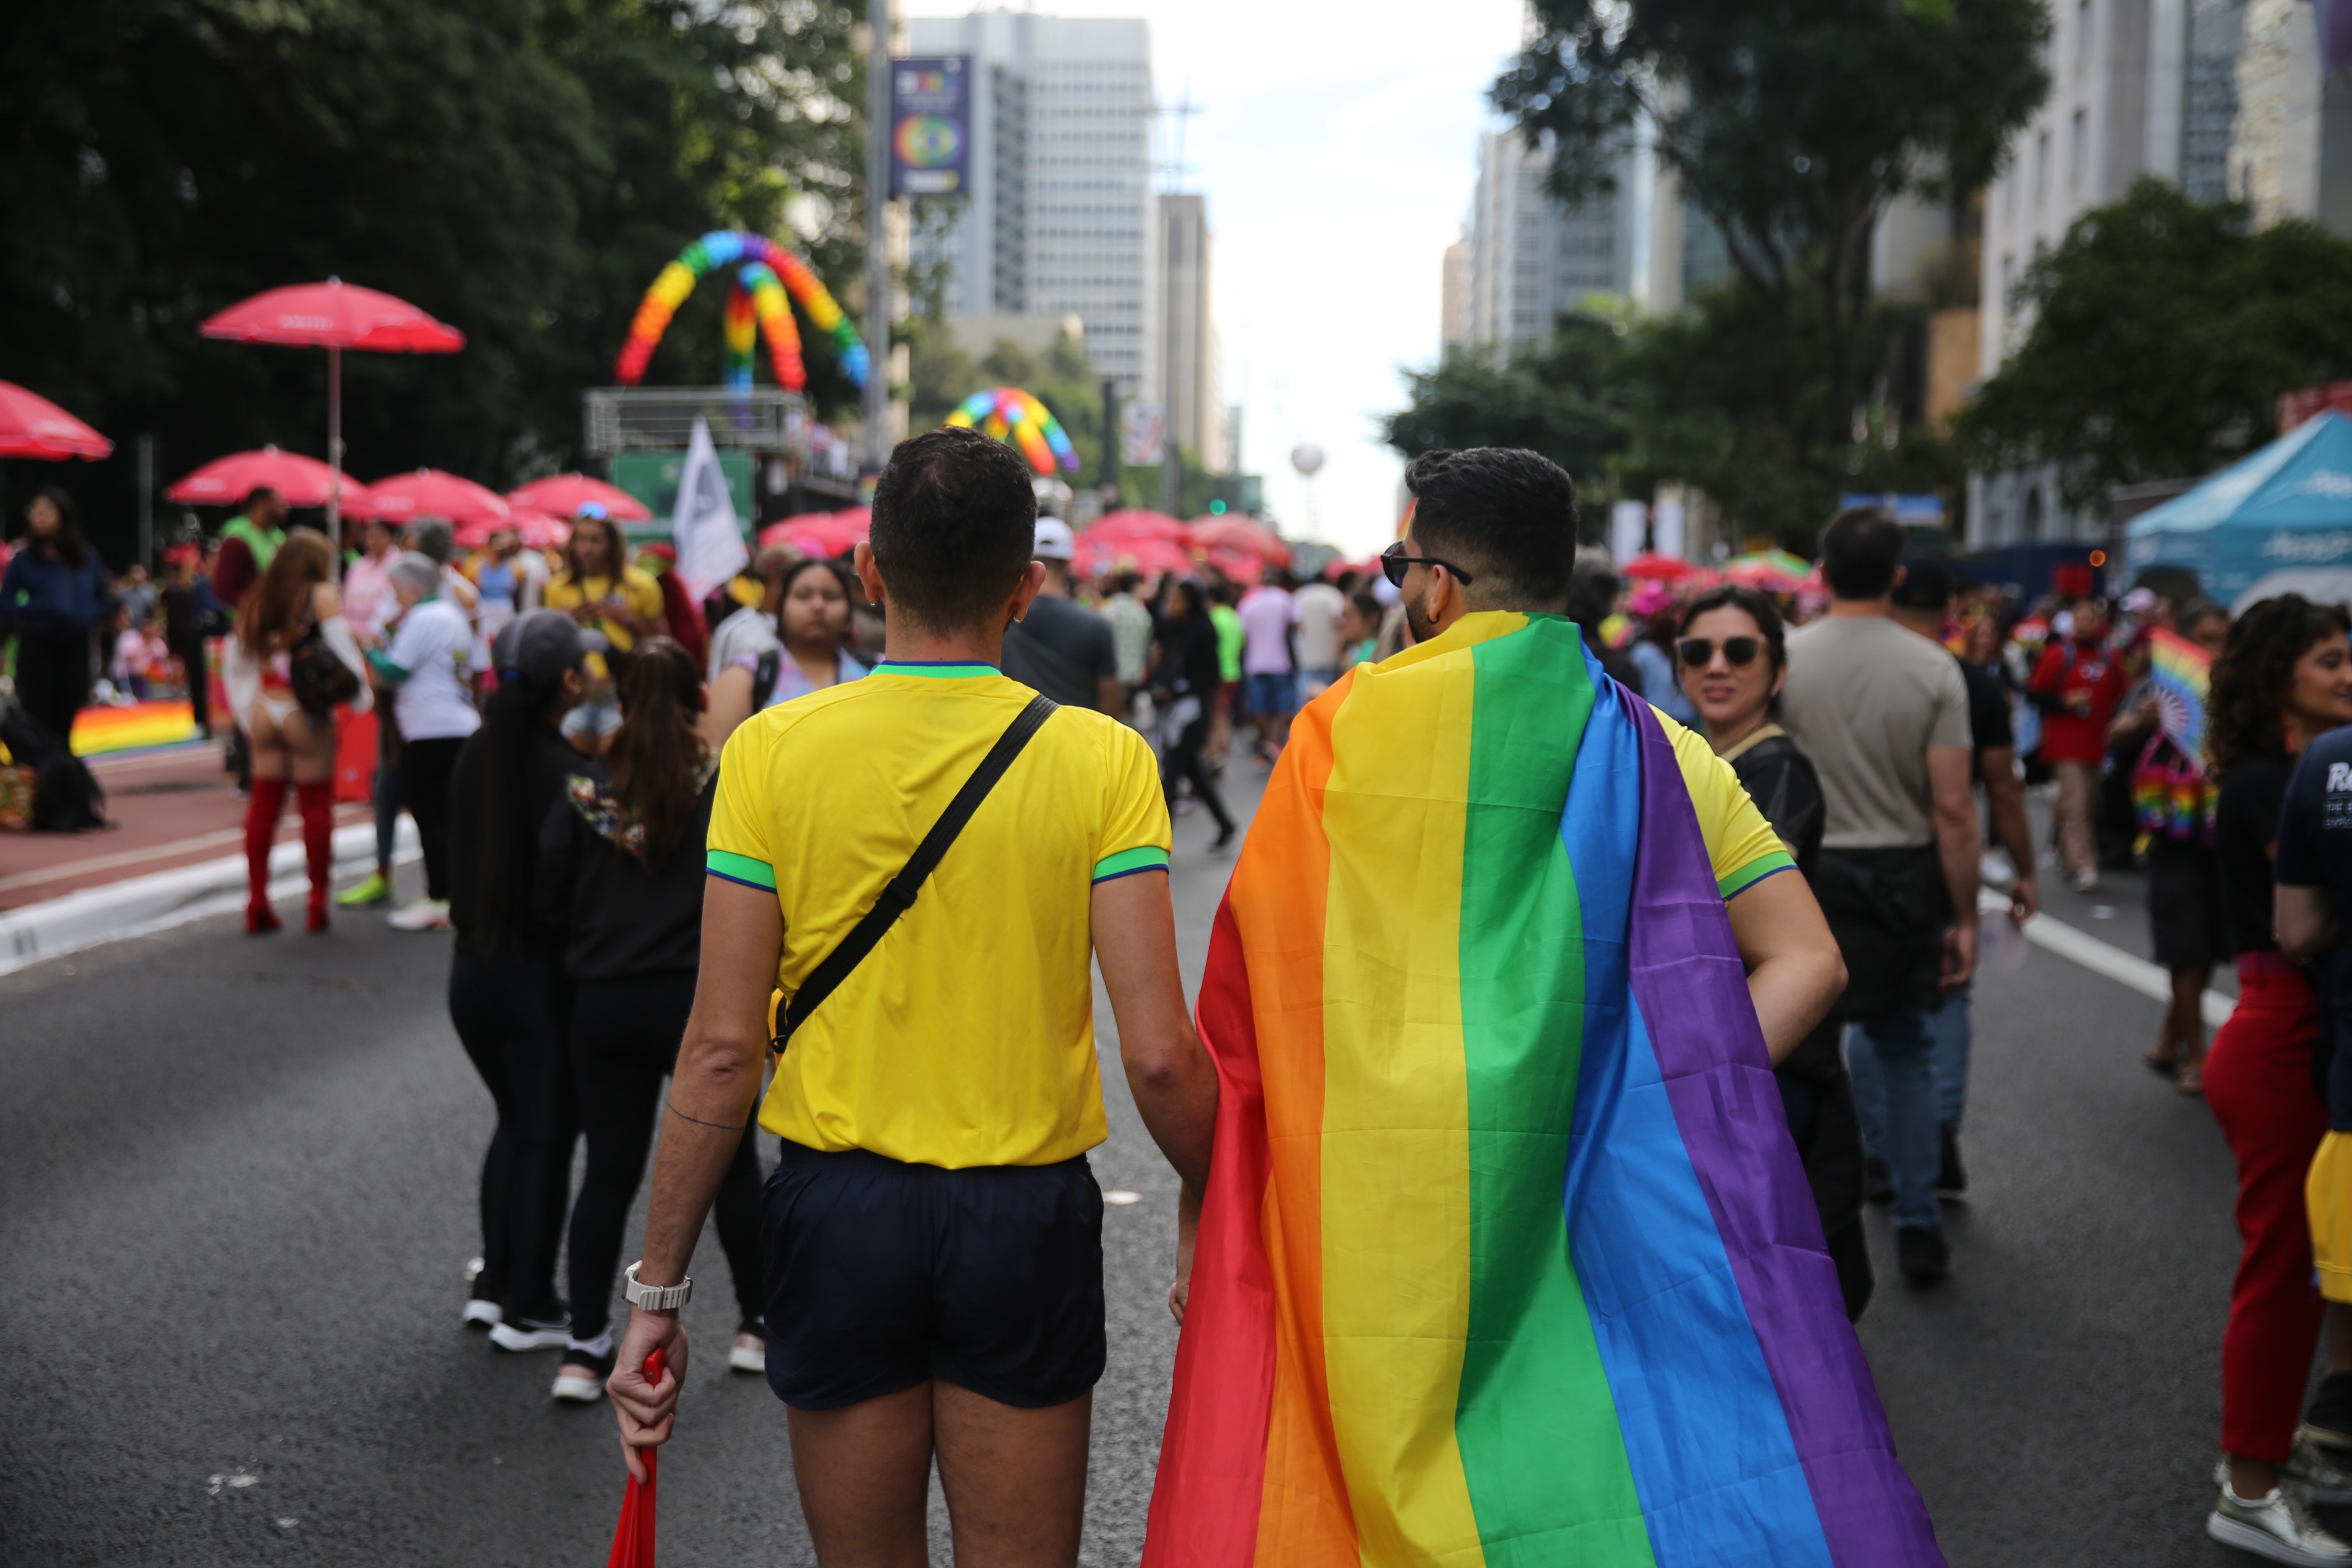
[1033,517,1075,562]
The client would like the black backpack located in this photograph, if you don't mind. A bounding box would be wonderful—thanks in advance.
[0,698,106,832]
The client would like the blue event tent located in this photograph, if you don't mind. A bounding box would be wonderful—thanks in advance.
[2126,411,2352,609]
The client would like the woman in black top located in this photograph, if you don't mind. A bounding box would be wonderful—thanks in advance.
[1678,584,1867,1320]
[445,609,595,1347]
[537,638,767,1403]
[2202,594,2352,1532]
[1151,578,1236,849]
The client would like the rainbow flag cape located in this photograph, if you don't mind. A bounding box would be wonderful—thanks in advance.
[1145,612,1941,1568]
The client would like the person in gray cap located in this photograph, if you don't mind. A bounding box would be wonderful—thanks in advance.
[443,609,602,1345]
[1001,516,1121,712]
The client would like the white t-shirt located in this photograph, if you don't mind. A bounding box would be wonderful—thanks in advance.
[1238,586,1297,676]
[1292,582,1344,671]
[388,597,483,741]
[707,602,781,684]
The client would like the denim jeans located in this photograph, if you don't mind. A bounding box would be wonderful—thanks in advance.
[1845,1005,1944,1231]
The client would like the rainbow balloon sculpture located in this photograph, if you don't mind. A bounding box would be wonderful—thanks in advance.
[944,386,1080,477]
[615,230,869,393]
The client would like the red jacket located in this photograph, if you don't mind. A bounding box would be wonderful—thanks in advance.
[2029,639,2126,764]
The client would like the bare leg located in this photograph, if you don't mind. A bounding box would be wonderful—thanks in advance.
[2174,965,2211,1089]
[2329,1302,2352,1377]
[245,702,293,783]
[785,1382,935,1568]
[284,708,338,785]
[932,1383,1091,1568]
[2230,1455,2282,1498]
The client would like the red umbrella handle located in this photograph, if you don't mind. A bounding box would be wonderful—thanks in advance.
[641,1349,666,1482]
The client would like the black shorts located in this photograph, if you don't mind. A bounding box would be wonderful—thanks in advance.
[2146,837,2230,971]
[760,1139,1106,1411]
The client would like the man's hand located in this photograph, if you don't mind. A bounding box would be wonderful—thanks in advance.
[2008,873,2040,926]
[1941,918,1979,991]
[608,1311,688,1483]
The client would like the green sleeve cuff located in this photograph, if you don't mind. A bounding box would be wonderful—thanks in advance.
[1718,850,1796,899]
[1092,845,1171,883]
[706,848,777,891]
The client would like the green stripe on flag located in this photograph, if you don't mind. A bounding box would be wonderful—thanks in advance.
[706,849,777,889]
[1455,618,1656,1567]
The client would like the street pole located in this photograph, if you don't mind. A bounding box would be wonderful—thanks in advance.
[326,344,344,570]
[135,434,154,571]
[863,0,892,471]
[1101,376,1121,508]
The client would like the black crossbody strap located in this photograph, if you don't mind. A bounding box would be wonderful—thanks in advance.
[772,693,1057,1049]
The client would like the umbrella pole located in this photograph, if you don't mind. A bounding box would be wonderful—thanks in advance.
[326,346,343,573]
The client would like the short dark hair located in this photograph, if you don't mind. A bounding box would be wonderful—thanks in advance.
[868,426,1038,633]
[1401,448,1577,608]
[1890,555,1953,611]
[1818,506,1905,600]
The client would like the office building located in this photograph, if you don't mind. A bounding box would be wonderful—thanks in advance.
[908,11,1159,396]
[1158,192,1223,472]
[1461,128,1642,353]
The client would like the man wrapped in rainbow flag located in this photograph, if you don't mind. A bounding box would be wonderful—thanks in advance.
[1146,448,1944,1568]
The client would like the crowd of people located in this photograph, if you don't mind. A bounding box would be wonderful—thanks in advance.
[23,437,2352,1564]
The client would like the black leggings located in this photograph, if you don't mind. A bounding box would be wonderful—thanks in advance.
[15,626,92,745]
[402,735,465,900]
[448,951,578,1321]
[567,971,766,1341]
[1161,716,1234,833]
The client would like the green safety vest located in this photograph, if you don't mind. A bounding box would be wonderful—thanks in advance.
[220,515,285,571]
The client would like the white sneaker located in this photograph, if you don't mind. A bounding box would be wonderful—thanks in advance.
[489,1316,570,1352]
[2208,1479,2352,1564]
[2068,867,2099,894]
[388,897,451,932]
[729,1333,767,1375]
[551,1366,608,1403]
[461,1298,502,1329]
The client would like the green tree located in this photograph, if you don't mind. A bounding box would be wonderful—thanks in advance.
[0,0,865,557]
[1383,315,1630,491]
[1961,179,2352,511]
[1489,0,2047,537]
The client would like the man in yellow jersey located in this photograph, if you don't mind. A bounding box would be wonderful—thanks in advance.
[608,426,1218,1566]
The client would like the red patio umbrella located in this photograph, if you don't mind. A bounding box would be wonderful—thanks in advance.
[764,508,869,559]
[167,445,373,511]
[349,468,510,527]
[454,507,568,550]
[0,379,112,459]
[200,277,465,535]
[507,472,650,523]
[1188,514,1291,568]
[1073,533,1194,581]
[1622,551,1700,582]
[1084,508,1191,545]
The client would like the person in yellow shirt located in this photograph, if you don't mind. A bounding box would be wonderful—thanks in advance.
[606,427,1218,1565]
[543,504,666,753]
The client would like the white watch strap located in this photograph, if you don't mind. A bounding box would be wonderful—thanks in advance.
[624,1261,692,1311]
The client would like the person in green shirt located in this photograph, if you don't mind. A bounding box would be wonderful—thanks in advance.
[1207,581,1245,762]
[211,488,288,609]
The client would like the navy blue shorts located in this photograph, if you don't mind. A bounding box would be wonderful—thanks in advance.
[760,1140,1106,1411]
[1245,671,1297,716]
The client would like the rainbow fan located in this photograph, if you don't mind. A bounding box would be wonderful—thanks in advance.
[2147,627,2212,759]
[615,231,869,393]
[944,386,1080,477]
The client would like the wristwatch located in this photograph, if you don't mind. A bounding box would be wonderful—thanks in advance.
[624,1261,693,1311]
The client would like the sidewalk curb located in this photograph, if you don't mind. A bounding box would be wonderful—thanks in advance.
[1,818,420,979]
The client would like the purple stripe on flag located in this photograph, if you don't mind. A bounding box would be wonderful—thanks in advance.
[1617,682,1947,1568]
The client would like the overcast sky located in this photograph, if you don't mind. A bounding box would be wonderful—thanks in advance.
[900,0,1531,556]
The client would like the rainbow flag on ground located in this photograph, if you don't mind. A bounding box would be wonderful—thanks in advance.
[69,699,198,756]
[1145,612,1941,1568]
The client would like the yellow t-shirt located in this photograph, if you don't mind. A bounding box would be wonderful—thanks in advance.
[706,662,1173,1169]
[1654,708,1799,899]
[543,567,666,657]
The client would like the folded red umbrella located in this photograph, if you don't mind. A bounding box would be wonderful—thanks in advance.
[607,1348,666,1568]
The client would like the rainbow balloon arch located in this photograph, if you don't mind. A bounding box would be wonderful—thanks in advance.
[945,386,1079,477]
[615,230,869,394]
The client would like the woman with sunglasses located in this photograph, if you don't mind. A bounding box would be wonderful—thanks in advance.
[1677,583,1871,1319]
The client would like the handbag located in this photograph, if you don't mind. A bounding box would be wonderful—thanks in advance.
[287,618,360,717]
[768,694,1057,1051]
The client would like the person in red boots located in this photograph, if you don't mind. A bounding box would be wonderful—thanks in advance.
[223,529,371,933]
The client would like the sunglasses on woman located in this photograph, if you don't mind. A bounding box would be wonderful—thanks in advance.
[1677,636,1762,668]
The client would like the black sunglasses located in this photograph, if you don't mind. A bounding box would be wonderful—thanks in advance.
[1678,636,1763,669]
[1381,540,1476,589]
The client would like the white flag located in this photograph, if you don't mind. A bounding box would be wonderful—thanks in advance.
[672,416,748,601]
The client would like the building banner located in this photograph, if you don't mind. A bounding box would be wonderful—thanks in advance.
[889,56,970,196]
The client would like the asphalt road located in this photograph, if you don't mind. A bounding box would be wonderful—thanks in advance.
[0,770,2310,1567]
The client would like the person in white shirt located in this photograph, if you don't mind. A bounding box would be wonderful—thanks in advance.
[366,554,482,931]
[1292,575,1346,698]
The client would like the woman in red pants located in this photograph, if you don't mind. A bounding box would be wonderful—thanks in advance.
[2204,594,2352,1563]
[223,529,370,933]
